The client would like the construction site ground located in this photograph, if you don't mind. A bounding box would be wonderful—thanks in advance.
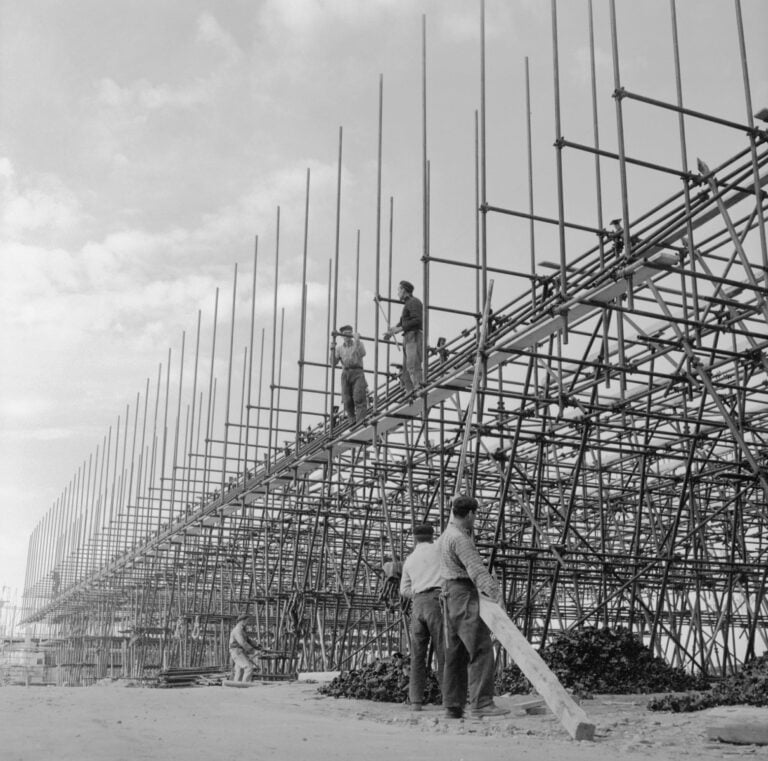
[1,681,767,761]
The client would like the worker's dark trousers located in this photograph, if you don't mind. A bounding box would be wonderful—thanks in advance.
[441,579,496,711]
[401,330,423,391]
[341,367,368,421]
[409,590,445,704]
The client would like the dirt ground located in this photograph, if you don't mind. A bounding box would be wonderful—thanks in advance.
[1,680,767,761]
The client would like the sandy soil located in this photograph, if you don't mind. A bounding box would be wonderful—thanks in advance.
[1,681,767,761]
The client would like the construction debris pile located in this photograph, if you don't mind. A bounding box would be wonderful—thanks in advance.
[317,627,711,704]
[495,627,709,697]
[157,665,230,688]
[648,653,768,713]
[318,653,441,704]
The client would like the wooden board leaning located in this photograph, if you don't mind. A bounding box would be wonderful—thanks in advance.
[479,599,596,741]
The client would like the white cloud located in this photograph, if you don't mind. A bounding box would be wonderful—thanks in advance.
[0,395,53,421]
[196,12,242,64]
[263,0,324,32]
[94,13,243,117]
[0,159,82,241]
[0,159,340,409]
[263,0,374,31]
[96,76,215,111]
[440,9,480,42]
[0,426,73,442]
[0,241,77,311]
[440,3,524,43]
[258,0,415,42]
[1,157,340,382]
[572,44,613,88]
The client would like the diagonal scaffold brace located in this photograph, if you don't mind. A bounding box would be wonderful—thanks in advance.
[453,280,495,495]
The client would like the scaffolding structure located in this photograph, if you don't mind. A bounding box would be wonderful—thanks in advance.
[20,1,768,685]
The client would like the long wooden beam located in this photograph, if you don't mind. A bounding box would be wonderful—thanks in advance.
[480,598,595,741]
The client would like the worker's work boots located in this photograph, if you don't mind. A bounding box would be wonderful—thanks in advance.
[470,702,510,718]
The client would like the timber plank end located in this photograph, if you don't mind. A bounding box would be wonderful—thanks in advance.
[573,721,596,742]
[479,598,598,742]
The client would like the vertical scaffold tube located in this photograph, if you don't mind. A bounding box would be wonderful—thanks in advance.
[245,238,259,477]
[330,127,343,435]
[421,15,430,389]
[550,0,568,338]
[608,0,632,267]
[374,75,383,412]
[586,1,605,270]
[221,264,238,493]
[183,313,202,516]
[268,209,281,463]
[733,0,768,288]
[478,0,488,310]
[297,171,310,444]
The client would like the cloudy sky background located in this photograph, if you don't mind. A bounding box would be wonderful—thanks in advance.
[1,0,766,604]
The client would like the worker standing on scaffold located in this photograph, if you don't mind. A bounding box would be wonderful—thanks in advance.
[383,280,423,395]
[331,324,368,423]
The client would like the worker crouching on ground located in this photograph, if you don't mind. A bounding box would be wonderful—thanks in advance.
[400,522,444,711]
[438,495,510,719]
[229,612,262,682]
[383,280,423,394]
[331,325,368,423]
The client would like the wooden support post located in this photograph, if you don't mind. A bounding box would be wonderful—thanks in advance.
[479,599,595,741]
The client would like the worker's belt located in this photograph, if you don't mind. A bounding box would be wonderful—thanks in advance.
[415,586,441,595]
[443,577,473,585]
[342,365,363,370]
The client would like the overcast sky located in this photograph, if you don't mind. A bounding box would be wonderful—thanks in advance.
[1,0,766,602]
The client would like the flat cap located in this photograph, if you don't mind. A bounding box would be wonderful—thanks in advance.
[413,523,434,539]
[451,495,479,516]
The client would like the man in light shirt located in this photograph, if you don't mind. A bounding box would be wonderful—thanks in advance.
[331,324,368,423]
[228,612,262,682]
[400,522,444,711]
[438,495,510,719]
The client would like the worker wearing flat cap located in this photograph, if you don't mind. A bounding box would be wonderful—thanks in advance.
[383,280,424,394]
[331,324,368,423]
[437,495,509,719]
[400,522,444,711]
[229,612,262,682]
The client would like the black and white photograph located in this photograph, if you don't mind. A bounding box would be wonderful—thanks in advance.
[2,1,768,758]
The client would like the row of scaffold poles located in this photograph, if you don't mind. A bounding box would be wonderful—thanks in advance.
[20,0,768,681]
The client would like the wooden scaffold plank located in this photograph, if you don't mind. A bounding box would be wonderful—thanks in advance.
[479,598,595,741]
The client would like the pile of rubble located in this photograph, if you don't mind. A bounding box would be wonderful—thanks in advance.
[648,652,768,712]
[496,627,708,697]
[318,653,440,704]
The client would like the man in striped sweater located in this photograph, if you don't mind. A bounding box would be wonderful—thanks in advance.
[438,495,510,719]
